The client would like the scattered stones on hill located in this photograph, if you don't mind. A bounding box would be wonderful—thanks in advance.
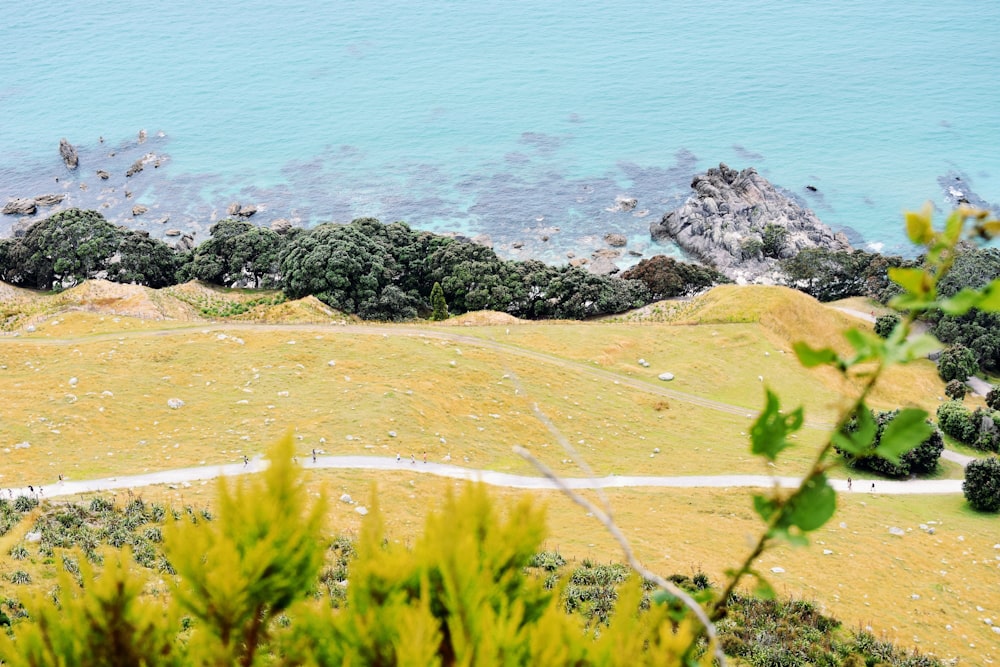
[59,138,79,169]
[167,398,185,409]
[340,493,353,504]
[658,372,674,381]
[68,377,78,387]
[637,358,650,367]
[355,506,368,516]
[650,163,851,283]
[889,526,906,536]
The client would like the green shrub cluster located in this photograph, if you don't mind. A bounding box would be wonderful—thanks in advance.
[936,400,1000,452]
[963,456,1000,512]
[620,255,730,300]
[838,409,944,477]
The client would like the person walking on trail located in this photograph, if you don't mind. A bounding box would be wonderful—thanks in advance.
[243,455,249,467]
[847,477,852,491]
[312,449,317,464]
[396,453,401,463]
[423,451,427,464]
[410,454,415,464]
[871,482,875,493]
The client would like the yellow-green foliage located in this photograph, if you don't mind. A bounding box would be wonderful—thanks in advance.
[0,550,181,666]
[0,438,714,667]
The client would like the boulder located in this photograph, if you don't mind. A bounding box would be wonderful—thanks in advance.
[270,218,292,233]
[237,204,257,218]
[3,198,36,215]
[175,234,195,252]
[96,169,110,180]
[658,372,675,381]
[138,129,147,144]
[34,193,65,207]
[165,229,181,236]
[650,163,851,282]
[131,205,148,216]
[587,255,620,275]
[610,196,638,212]
[227,202,242,216]
[604,233,628,247]
[59,138,78,169]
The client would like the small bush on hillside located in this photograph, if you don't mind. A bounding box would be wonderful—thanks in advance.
[936,400,978,443]
[987,386,1000,411]
[944,379,969,400]
[874,313,900,339]
[937,344,979,382]
[12,496,37,513]
[839,409,944,477]
[944,380,969,401]
[963,456,1000,512]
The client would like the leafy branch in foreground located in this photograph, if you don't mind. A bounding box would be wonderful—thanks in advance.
[713,205,1000,621]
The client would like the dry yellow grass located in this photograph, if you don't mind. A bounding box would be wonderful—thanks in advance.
[0,280,993,665]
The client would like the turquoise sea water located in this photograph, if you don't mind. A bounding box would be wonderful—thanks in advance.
[2,0,998,264]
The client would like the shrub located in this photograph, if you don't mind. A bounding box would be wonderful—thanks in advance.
[987,386,1000,411]
[936,400,978,443]
[874,313,900,339]
[9,571,30,585]
[12,496,37,513]
[761,223,789,259]
[937,344,979,382]
[963,456,1000,512]
[944,379,968,400]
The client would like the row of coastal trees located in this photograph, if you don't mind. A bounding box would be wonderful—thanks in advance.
[1,210,998,374]
[0,209,729,321]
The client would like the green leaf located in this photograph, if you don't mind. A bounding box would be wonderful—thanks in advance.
[939,288,982,316]
[651,589,676,606]
[889,267,932,297]
[792,342,839,368]
[833,406,876,455]
[877,408,932,465]
[905,208,933,244]
[895,333,942,362]
[843,328,882,363]
[943,209,964,244]
[888,292,932,313]
[750,390,804,461]
[783,473,836,533]
[753,494,777,522]
[751,571,776,600]
[978,279,1000,313]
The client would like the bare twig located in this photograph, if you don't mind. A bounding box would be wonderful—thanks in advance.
[514,445,726,666]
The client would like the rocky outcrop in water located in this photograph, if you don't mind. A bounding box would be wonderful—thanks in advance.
[34,194,65,207]
[650,163,850,282]
[59,139,79,169]
[3,198,36,215]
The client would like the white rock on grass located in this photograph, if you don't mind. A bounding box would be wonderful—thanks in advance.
[658,372,674,381]
[770,567,785,574]
[25,532,42,542]
[14,442,31,450]
[388,431,397,438]
[889,527,906,536]
[327,360,336,367]
[167,398,185,409]
[340,493,353,504]
[355,506,368,516]
[68,377,78,387]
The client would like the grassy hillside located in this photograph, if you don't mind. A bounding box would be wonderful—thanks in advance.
[0,280,994,664]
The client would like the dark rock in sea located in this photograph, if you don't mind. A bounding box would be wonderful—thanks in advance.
[593,248,621,260]
[806,185,818,192]
[96,170,110,180]
[59,138,79,169]
[472,234,493,248]
[227,202,242,216]
[236,204,257,218]
[569,257,587,267]
[511,241,524,249]
[3,198,36,215]
[132,205,148,216]
[650,163,851,283]
[604,233,627,247]
[33,193,65,207]
[165,229,181,236]
[126,153,156,177]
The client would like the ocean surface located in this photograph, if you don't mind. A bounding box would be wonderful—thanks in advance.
[2,0,998,266]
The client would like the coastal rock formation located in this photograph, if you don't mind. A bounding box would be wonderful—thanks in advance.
[97,169,110,180]
[604,233,627,247]
[59,138,79,169]
[34,193,65,207]
[227,202,258,218]
[174,233,195,251]
[270,218,292,234]
[609,196,638,212]
[650,163,851,282]
[3,198,36,215]
[132,205,148,216]
[126,153,156,177]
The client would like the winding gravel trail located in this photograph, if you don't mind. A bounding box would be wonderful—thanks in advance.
[15,455,964,501]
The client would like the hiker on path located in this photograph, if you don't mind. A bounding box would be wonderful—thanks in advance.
[423,451,427,463]
[871,482,876,493]
[312,449,317,464]
[411,454,415,464]
[396,453,401,462]
[243,455,249,467]
[847,477,852,491]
